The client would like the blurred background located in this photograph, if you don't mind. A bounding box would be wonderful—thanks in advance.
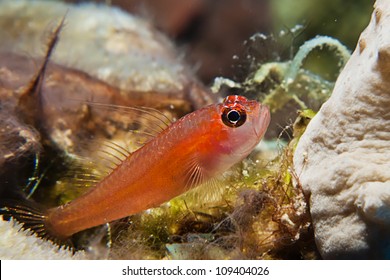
[66,0,373,84]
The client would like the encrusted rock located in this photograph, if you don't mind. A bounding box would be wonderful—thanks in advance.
[294,0,390,259]
[0,0,216,169]
[0,0,214,109]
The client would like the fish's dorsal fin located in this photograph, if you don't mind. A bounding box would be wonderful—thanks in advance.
[54,101,173,203]
[56,139,132,203]
[83,101,173,138]
[78,139,131,174]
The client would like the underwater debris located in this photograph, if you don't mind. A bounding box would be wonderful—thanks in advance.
[249,35,350,112]
[238,144,313,259]
[294,0,390,259]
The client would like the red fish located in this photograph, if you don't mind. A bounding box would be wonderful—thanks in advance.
[1,95,270,242]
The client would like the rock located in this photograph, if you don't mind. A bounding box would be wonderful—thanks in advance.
[0,0,214,109]
[0,0,216,183]
[294,0,390,259]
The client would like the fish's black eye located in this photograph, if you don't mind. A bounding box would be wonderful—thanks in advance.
[222,108,247,127]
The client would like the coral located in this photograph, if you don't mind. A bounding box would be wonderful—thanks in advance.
[294,0,390,259]
[0,217,85,260]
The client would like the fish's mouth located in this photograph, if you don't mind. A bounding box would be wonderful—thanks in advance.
[254,104,271,139]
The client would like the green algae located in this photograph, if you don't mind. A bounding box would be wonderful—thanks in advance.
[249,35,350,112]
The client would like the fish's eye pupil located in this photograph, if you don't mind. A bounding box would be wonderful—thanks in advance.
[222,108,247,128]
[227,110,240,123]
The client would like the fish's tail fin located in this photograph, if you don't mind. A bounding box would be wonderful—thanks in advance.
[0,199,73,249]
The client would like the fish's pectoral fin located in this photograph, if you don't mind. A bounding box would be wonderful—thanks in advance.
[181,176,225,208]
[181,155,225,206]
[183,155,206,191]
